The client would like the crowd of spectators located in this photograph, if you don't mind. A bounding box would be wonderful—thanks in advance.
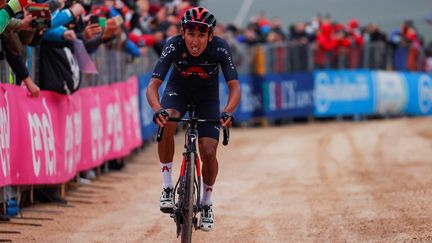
[217,11,429,72]
[0,0,202,97]
[0,0,430,99]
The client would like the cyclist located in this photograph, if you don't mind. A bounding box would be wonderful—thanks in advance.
[146,7,240,232]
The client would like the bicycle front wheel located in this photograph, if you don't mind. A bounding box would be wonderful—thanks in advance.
[181,152,196,243]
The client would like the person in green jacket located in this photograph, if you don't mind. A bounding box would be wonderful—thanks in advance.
[0,0,30,34]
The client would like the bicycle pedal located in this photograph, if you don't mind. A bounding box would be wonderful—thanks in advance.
[160,207,174,214]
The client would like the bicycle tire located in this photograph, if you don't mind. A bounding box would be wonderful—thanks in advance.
[181,152,195,243]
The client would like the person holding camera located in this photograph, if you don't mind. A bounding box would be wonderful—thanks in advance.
[0,0,29,34]
[0,0,41,96]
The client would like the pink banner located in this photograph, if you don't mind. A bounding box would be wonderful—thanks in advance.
[0,76,142,187]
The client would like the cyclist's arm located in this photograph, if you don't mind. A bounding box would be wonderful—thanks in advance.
[217,38,241,114]
[147,36,179,112]
[146,77,164,112]
[223,80,241,113]
[220,79,240,126]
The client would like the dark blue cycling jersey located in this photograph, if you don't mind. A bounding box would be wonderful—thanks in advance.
[152,34,238,99]
[152,34,238,140]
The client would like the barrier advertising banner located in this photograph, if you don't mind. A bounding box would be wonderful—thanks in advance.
[403,73,432,115]
[314,70,375,117]
[0,77,141,187]
[219,74,255,122]
[138,73,159,140]
[262,73,314,119]
[374,71,408,115]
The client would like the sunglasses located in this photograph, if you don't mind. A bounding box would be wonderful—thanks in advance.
[184,22,210,33]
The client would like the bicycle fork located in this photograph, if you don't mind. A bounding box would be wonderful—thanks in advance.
[172,151,202,234]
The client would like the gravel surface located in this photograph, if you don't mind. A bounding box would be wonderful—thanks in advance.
[3,117,432,242]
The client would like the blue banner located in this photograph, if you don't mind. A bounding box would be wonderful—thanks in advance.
[373,71,408,115]
[219,74,255,122]
[314,70,375,117]
[137,74,168,141]
[403,72,432,115]
[138,73,158,140]
[262,72,314,119]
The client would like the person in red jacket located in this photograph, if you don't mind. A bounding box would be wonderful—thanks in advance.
[315,21,338,68]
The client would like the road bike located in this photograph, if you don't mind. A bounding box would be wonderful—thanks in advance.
[157,105,229,243]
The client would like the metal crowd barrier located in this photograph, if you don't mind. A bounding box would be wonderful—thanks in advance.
[259,41,425,73]
[0,45,157,207]
[0,40,427,87]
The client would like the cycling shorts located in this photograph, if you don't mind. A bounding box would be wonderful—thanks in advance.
[161,88,220,140]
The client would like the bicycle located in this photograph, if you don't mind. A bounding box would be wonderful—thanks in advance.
[156,104,230,243]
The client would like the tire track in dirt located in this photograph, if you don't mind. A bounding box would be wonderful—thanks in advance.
[307,129,355,242]
[332,119,432,241]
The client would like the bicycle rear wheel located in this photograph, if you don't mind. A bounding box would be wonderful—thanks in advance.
[181,152,196,243]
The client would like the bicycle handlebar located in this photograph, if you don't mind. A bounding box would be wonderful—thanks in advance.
[156,117,230,146]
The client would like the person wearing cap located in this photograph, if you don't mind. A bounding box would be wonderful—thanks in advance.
[146,7,241,232]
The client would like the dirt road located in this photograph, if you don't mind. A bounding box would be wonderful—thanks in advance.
[3,117,432,242]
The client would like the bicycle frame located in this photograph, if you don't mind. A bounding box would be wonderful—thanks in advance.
[173,107,202,240]
[156,104,229,242]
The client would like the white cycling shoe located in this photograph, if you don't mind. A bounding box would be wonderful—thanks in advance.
[199,204,214,231]
[160,187,174,213]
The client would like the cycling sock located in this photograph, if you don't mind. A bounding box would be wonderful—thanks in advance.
[201,183,213,206]
[160,162,173,188]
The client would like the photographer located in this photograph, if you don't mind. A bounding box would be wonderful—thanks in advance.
[0,0,29,34]
[0,0,41,96]
[39,1,123,94]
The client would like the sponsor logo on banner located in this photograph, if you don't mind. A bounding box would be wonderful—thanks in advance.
[267,82,277,111]
[28,99,56,177]
[375,71,407,114]
[123,95,141,142]
[418,75,432,114]
[130,96,141,140]
[90,95,103,162]
[123,98,132,139]
[104,91,124,154]
[0,92,10,178]
[64,100,82,174]
[315,72,370,113]
[280,80,313,110]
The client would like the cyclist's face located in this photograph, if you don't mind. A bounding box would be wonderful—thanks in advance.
[182,29,212,57]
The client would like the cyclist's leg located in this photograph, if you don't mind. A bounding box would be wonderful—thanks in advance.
[197,137,218,231]
[196,99,220,189]
[159,88,188,163]
[196,100,219,231]
[198,137,218,180]
[158,108,180,163]
[159,89,187,210]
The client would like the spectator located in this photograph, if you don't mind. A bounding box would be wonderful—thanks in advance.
[290,22,309,45]
[364,23,387,43]
[1,0,41,96]
[315,21,338,68]
[0,0,29,34]
[424,42,432,72]
[269,17,285,40]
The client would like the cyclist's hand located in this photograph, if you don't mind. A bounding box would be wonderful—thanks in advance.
[153,108,169,127]
[220,111,234,127]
